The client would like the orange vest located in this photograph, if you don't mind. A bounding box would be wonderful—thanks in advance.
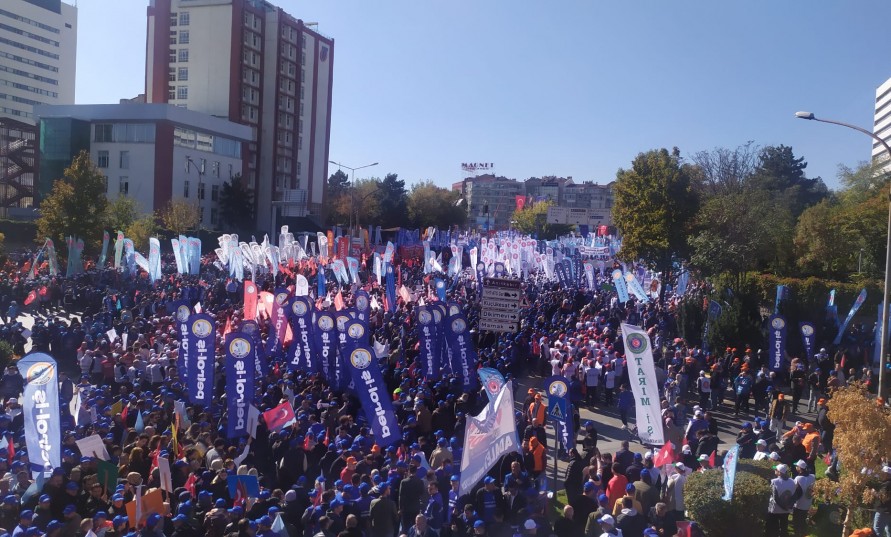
[529,401,546,426]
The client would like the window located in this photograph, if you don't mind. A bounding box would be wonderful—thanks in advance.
[179,12,189,26]
[212,161,220,177]
[168,67,176,82]
[298,135,302,150]
[97,151,109,168]
[183,180,190,198]
[199,206,205,223]
[179,31,189,44]
[211,184,219,201]
[198,181,205,200]
[168,88,176,100]
[177,86,188,100]
[178,49,189,62]
[119,151,129,169]
[210,208,218,226]
[178,67,188,81]
[94,124,112,142]
[119,177,129,195]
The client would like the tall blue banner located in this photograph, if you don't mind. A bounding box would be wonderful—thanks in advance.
[775,284,789,314]
[416,306,440,379]
[768,314,787,373]
[799,322,816,364]
[286,297,316,374]
[612,269,630,303]
[343,344,402,447]
[385,264,396,313]
[172,301,192,381]
[354,290,371,324]
[333,311,353,391]
[432,305,450,376]
[434,278,446,302]
[187,313,216,406]
[834,288,867,345]
[543,376,574,454]
[476,262,485,295]
[265,289,290,358]
[313,312,336,386]
[225,333,254,439]
[317,268,326,298]
[444,303,479,394]
[239,320,266,379]
[18,353,61,475]
[722,444,740,501]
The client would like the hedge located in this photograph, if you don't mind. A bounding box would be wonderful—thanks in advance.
[684,459,775,537]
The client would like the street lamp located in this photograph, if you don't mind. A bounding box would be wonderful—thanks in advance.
[796,110,891,398]
[328,160,378,233]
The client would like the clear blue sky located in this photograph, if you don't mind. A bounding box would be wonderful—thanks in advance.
[75,0,891,190]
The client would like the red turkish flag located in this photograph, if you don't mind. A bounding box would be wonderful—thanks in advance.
[653,441,676,467]
[24,290,37,306]
[263,401,296,433]
[515,195,526,212]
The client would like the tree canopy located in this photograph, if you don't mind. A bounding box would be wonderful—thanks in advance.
[37,151,109,249]
[406,181,468,229]
[219,174,255,235]
[510,200,572,240]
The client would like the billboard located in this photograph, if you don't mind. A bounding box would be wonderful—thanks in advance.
[461,162,495,173]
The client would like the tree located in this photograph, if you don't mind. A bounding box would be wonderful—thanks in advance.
[219,174,255,234]
[406,181,468,229]
[613,148,699,289]
[793,199,850,279]
[325,170,350,226]
[160,199,200,235]
[750,144,828,218]
[690,141,759,197]
[352,178,383,229]
[104,195,140,233]
[124,215,157,253]
[37,150,109,249]
[510,200,572,240]
[377,173,408,228]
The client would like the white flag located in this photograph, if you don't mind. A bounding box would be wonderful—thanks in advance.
[620,323,665,445]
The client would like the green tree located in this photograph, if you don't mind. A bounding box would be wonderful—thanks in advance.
[613,148,699,290]
[104,195,140,233]
[510,200,572,240]
[377,173,407,228]
[37,150,109,249]
[219,174,255,234]
[406,181,468,229]
[160,199,200,235]
[124,214,157,252]
[750,144,828,218]
[325,169,350,226]
[352,178,383,229]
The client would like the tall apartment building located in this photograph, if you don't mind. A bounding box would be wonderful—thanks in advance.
[0,0,77,216]
[145,0,333,233]
[874,76,891,171]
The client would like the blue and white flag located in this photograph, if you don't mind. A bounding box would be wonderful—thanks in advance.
[619,324,664,445]
[775,284,789,314]
[286,297,316,374]
[148,238,162,282]
[443,304,479,393]
[676,270,689,296]
[768,315,787,372]
[18,353,61,476]
[458,381,521,496]
[343,344,401,447]
[186,313,216,406]
[354,290,371,325]
[264,289,290,359]
[385,264,396,313]
[434,278,447,302]
[722,444,740,501]
[799,322,816,364]
[625,272,650,302]
[172,301,192,380]
[312,312,336,385]
[478,368,504,404]
[612,269,630,303]
[416,306,440,380]
[225,333,255,439]
[834,288,867,345]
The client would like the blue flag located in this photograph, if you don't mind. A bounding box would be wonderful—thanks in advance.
[239,320,265,380]
[342,344,402,447]
[317,267,326,298]
[722,444,740,501]
[834,288,867,345]
[18,353,61,476]
[354,290,371,324]
[225,332,255,439]
[444,303,480,394]
[799,322,816,364]
[186,313,216,406]
[477,367,504,403]
[435,278,447,302]
[172,301,192,382]
[768,315,787,372]
[312,312,337,386]
[543,375,574,454]
[385,264,396,313]
[612,269,630,303]
[265,289,291,359]
[416,306,440,380]
[333,311,353,392]
[286,297,316,374]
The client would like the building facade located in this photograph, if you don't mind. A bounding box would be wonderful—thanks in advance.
[563,181,614,211]
[0,0,77,216]
[145,0,333,233]
[36,104,251,230]
[874,76,891,170]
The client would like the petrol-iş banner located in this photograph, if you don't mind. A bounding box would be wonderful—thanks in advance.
[265,288,291,358]
[313,312,336,386]
[19,353,60,476]
[354,290,371,325]
[416,306,440,380]
[286,297,315,374]
[385,264,396,313]
[239,319,265,379]
[444,302,479,393]
[333,311,353,391]
[432,305,450,376]
[225,333,254,439]
[343,344,401,447]
[187,313,216,406]
[172,301,191,380]
[768,315,787,372]
[799,322,815,364]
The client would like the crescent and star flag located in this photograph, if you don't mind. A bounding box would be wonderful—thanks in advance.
[243,281,258,321]
[18,352,61,476]
[458,381,521,496]
[653,441,677,467]
[225,333,255,439]
[263,401,296,433]
[186,313,216,406]
[620,324,665,445]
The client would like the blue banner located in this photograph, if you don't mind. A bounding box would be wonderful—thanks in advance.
[265,289,290,358]
[768,315,787,372]
[775,284,789,314]
[722,444,740,501]
[445,303,480,394]
[612,269,630,303]
[354,290,371,324]
[239,320,265,379]
[187,313,216,406]
[477,367,504,404]
[225,333,255,439]
[312,312,336,386]
[333,311,353,392]
[18,353,61,475]
[343,344,402,447]
[543,375,574,454]
[317,267,326,298]
[286,297,316,374]
[434,278,446,301]
[416,306,440,380]
[834,288,867,345]
[385,264,396,313]
[799,322,815,364]
[172,300,192,381]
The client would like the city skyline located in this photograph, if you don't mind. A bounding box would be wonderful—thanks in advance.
[75,0,891,190]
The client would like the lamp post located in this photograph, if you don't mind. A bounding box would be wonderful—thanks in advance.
[796,111,891,398]
[328,160,378,233]
[185,156,205,225]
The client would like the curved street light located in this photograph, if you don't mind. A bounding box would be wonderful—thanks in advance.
[796,111,891,398]
[328,160,379,232]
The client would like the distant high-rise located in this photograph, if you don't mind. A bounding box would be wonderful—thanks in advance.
[145,0,333,232]
[874,76,891,170]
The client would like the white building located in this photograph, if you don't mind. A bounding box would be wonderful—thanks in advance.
[874,76,891,170]
[145,0,333,232]
[35,104,251,230]
[0,0,77,123]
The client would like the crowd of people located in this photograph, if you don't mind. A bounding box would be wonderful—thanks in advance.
[0,235,886,537]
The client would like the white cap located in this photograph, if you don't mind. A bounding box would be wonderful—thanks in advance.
[598,514,615,526]
[524,519,537,530]
[769,452,780,461]
[756,439,767,447]
[775,464,790,474]
[675,462,686,471]
[795,460,808,470]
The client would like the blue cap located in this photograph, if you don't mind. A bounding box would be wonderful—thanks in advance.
[39,494,50,503]
[484,476,495,485]
[584,482,596,492]
[20,510,34,519]
[626,484,635,493]
[474,520,486,528]
[598,494,609,503]
[258,515,272,526]
[215,499,227,508]
[450,475,460,482]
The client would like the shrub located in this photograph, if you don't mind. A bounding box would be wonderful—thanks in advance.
[684,459,775,537]
[0,341,14,371]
